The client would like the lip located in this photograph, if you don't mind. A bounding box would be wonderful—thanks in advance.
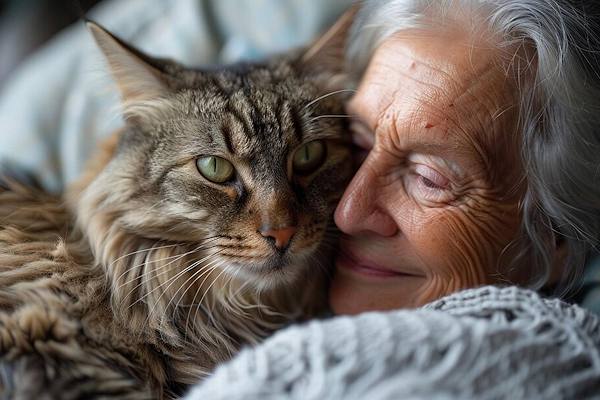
[336,248,423,279]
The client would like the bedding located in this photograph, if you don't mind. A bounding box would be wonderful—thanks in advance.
[185,286,600,399]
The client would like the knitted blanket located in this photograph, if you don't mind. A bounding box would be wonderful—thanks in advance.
[184,286,600,399]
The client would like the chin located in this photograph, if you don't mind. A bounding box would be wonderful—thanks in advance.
[329,268,426,314]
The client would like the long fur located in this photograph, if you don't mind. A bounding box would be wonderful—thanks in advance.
[0,135,328,399]
[0,18,353,399]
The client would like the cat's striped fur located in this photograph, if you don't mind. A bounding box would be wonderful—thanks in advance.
[0,13,353,400]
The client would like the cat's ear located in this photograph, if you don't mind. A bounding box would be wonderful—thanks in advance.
[87,21,169,105]
[299,6,358,85]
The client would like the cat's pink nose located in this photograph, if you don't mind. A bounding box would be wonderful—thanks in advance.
[259,226,297,250]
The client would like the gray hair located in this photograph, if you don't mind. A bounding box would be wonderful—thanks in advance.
[347,0,600,296]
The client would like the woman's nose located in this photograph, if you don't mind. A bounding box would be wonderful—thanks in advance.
[334,162,398,237]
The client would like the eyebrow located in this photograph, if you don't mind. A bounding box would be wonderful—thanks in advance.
[393,119,473,159]
[403,138,462,158]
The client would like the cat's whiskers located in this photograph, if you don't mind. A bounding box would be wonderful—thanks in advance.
[142,198,168,214]
[127,257,210,325]
[137,248,225,314]
[198,264,253,322]
[144,258,221,335]
[237,269,282,317]
[181,258,228,341]
[224,274,261,313]
[115,245,189,288]
[182,257,229,317]
[166,255,223,323]
[109,242,180,271]
[117,252,213,312]
[181,265,240,349]
[115,242,218,309]
[218,272,253,352]
[160,257,230,336]
[194,261,231,318]
[164,221,194,234]
[220,271,241,312]
[183,266,222,336]
[309,114,356,123]
[209,261,250,314]
[221,273,279,339]
[303,89,356,110]
[116,238,219,291]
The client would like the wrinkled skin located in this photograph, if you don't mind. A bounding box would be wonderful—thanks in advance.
[330,28,527,314]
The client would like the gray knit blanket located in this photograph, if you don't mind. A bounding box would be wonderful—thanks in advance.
[184,286,600,399]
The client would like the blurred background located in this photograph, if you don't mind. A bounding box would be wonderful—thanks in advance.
[0,0,101,87]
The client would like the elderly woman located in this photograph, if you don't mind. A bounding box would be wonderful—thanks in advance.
[329,0,600,313]
[186,0,600,398]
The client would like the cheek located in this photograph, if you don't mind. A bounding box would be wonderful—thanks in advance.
[408,202,521,302]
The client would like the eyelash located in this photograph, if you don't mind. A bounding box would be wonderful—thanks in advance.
[413,164,449,189]
[409,164,454,203]
[419,175,446,190]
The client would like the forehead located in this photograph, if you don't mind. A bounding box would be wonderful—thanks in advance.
[350,30,521,150]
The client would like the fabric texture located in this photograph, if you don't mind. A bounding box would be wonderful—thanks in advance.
[0,0,352,193]
[184,286,600,400]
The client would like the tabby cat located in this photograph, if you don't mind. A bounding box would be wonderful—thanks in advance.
[0,14,353,400]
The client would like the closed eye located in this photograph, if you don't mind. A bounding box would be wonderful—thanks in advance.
[419,175,446,190]
[414,164,449,190]
[406,162,455,204]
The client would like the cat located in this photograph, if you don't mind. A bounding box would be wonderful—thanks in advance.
[0,13,354,400]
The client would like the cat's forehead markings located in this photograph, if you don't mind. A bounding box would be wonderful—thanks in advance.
[227,99,255,142]
[219,123,235,154]
[227,89,305,147]
[281,100,304,142]
[223,114,252,157]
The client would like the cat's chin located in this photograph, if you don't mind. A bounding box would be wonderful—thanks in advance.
[221,254,311,287]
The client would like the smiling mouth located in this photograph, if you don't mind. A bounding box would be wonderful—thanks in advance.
[336,251,423,279]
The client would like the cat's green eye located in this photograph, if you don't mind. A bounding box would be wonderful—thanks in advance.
[293,140,326,175]
[196,156,235,183]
